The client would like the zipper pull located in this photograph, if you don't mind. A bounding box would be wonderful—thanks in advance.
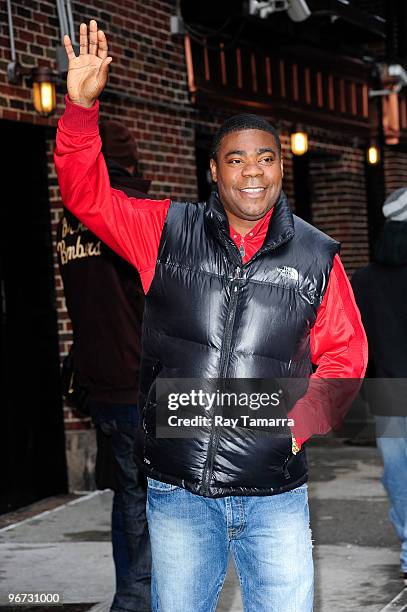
[233,267,242,292]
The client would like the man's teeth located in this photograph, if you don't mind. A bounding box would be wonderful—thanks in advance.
[241,187,265,192]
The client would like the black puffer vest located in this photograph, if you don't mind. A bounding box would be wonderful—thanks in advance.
[135,191,339,497]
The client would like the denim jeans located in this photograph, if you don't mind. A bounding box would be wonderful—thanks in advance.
[147,478,313,612]
[375,416,407,572]
[90,402,152,612]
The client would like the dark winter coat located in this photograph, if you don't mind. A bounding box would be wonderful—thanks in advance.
[57,162,149,403]
[135,190,340,497]
[351,221,407,416]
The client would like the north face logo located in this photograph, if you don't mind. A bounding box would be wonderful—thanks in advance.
[276,266,299,281]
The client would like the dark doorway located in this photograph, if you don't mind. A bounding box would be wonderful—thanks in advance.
[195,131,213,202]
[293,153,313,223]
[0,120,68,514]
[364,152,386,255]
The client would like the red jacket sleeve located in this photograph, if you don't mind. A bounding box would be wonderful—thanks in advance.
[54,97,170,293]
[289,255,368,447]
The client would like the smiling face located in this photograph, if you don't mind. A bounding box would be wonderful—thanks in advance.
[210,128,283,232]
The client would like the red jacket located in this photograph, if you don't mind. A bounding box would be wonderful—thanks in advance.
[55,98,368,446]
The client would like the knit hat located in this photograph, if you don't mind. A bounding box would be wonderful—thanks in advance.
[382,188,407,221]
[99,121,139,169]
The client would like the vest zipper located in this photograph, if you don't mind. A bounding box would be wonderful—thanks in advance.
[201,266,242,495]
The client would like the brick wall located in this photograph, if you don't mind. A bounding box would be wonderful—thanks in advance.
[308,140,370,275]
[0,0,60,124]
[383,148,407,196]
[1,0,372,449]
[0,0,201,435]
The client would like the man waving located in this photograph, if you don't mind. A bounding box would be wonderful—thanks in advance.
[55,20,367,612]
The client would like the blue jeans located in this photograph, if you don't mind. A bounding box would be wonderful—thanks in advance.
[147,479,313,611]
[375,416,407,572]
[90,402,152,612]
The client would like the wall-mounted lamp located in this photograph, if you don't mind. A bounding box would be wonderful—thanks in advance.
[367,144,380,165]
[7,0,57,117]
[7,62,57,116]
[32,67,57,115]
[291,131,308,156]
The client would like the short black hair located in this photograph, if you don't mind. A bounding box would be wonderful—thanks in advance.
[210,113,281,160]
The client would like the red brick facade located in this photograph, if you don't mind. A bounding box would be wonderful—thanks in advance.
[384,149,407,196]
[1,0,405,449]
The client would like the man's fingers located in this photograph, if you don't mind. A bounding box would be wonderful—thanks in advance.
[98,56,112,85]
[97,30,108,60]
[63,34,76,60]
[88,19,98,55]
[79,22,88,55]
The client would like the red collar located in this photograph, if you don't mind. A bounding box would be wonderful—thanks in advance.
[229,206,274,243]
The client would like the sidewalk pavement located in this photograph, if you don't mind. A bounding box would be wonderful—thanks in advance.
[1,441,406,612]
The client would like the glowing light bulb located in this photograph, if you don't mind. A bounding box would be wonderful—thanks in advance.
[291,132,308,156]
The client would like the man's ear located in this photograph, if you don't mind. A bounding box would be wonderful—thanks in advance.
[280,157,284,179]
[209,158,217,183]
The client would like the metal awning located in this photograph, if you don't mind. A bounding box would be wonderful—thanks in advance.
[184,34,407,142]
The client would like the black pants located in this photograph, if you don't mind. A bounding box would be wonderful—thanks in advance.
[90,401,151,612]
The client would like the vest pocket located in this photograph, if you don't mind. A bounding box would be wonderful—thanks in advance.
[282,452,293,480]
[142,367,160,436]
[142,400,156,437]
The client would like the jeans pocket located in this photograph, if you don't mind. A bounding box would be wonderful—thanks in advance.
[289,483,308,493]
[147,477,180,492]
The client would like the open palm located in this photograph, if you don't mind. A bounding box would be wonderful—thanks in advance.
[64,20,112,108]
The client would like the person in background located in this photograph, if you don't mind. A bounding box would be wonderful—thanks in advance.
[56,120,152,612]
[352,187,407,588]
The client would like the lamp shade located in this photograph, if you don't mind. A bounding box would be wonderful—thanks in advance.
[291,131,308,155]
[367,145,379,165]
[31,67,56,116]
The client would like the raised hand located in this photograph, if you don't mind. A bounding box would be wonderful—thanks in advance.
[64,19,112,108]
